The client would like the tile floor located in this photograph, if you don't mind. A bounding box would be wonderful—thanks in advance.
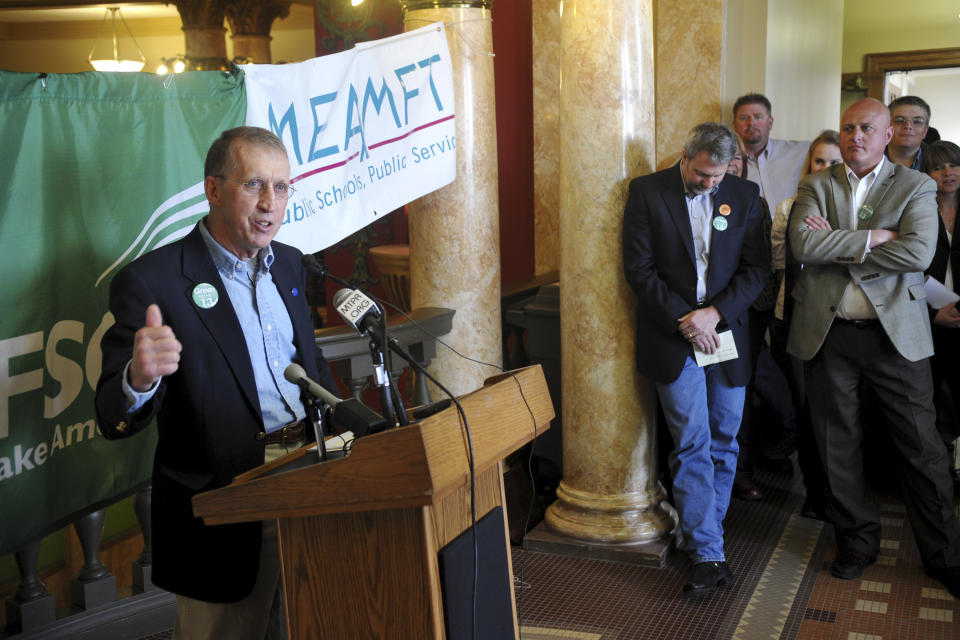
[139,459,959,640]
[512,463,960,640]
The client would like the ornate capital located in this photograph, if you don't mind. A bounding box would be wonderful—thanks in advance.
[316,0,397,53]
[168,0,231,28]
[225,0,292,36]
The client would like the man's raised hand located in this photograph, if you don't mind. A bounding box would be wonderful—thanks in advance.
[129,304,182,392]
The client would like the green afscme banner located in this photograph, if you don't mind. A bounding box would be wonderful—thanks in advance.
[0,70,246,557]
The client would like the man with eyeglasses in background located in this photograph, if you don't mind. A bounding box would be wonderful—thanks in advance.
[95,126,338,639]
[886,95,932,170]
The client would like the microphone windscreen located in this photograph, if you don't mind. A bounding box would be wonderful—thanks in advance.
[284,362,307,385]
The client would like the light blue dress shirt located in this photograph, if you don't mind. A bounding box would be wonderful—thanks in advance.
[685,189,715,304]
[124,220,305,433]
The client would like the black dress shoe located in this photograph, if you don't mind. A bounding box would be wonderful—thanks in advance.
[683,561,733,597]
[830,548,875,579]
[800,500,831,522]
[926,566,960,599]
[733,475,763,501]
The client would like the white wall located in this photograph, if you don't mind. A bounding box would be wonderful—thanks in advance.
[723,0,844,141]
[722,0,766,121]
[910,69,960,146]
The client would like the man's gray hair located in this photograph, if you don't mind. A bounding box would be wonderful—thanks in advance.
[683,123,738,165]
[205,126,288,178]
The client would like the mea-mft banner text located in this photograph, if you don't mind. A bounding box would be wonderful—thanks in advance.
[244,22,456,253]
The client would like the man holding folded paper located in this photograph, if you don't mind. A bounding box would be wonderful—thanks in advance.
[622,122,768,599]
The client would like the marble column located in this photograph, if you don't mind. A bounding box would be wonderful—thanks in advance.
[402,1,502,396]
[542,0,676,551]
[654,0,724,168]
[225,0,292,64]
[531,0,560,275]
[170,0,230,70]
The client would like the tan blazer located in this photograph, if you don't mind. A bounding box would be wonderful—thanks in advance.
[786,160,938,362]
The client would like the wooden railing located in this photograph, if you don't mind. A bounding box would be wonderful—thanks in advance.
[0,307,454,639]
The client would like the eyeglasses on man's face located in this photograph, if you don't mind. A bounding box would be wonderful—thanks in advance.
[892,116,927,128]
[217,175,295,200]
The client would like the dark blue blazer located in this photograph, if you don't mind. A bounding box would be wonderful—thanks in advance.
[925,208,960,352]
[622,163,768,386]
[95,222,336,602]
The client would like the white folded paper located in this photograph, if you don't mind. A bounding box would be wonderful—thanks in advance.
[924,275,960,310]
[693,330,739,366]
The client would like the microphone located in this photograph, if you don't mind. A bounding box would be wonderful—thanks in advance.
[284,363,340,406]
[283,363,387,436]
[331,288,410,426]
[332,287,383,338]
[302,254,352,289]
[301,253,327,277]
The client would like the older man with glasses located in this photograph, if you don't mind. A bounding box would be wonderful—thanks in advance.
[886,95,932,170]
[95,126,339,639]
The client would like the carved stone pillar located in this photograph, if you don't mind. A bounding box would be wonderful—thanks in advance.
[3,540,55,633]
[132,485,155,591]
[225,0,292,64]
[529,0,677,564]
[402,0,502,397]
[170,0,230,70]
[70,509,117,609]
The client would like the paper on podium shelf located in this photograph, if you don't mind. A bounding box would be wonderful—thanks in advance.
[693,330,739,367]
[324,431,354,452]
[924,275,960,310]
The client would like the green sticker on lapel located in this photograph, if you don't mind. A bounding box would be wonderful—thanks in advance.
[712,216,728,231]
[857,204,874,220]
[192,283,219,309]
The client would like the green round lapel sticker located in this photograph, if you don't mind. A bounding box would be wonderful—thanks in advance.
[192,283,219,309]
[712,216,728,231]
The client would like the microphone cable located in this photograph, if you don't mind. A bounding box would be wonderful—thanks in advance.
[363,290,542,640]
[306,254,542,640]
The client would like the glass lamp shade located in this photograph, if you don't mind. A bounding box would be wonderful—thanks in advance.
[90,59,145,73]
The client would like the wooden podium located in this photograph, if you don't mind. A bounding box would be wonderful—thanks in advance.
[193,365,554,639]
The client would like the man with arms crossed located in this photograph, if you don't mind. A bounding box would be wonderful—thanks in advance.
[623,123,768,598]
[96,126,338,637]
[787,98,960,596]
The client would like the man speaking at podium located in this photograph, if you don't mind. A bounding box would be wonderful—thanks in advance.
[95,126,338,639]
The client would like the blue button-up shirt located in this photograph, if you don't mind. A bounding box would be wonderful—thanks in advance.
[685,188,715,304]
[124,221,305,433]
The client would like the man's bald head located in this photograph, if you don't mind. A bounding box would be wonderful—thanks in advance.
[839,98,894,178]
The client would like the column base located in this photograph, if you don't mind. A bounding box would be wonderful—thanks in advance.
[523,520,678,568]
[5,593,56,633]
[133,561,156,592]
[70,574,117,609]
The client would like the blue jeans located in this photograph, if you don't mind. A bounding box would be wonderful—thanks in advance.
[656,357,745,562]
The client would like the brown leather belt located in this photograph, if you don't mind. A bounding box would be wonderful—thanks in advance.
[257,419,306,445]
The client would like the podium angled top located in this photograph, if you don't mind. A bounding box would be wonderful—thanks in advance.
[192,365,554,525]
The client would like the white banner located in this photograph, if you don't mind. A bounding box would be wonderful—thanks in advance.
[243,23,456,253]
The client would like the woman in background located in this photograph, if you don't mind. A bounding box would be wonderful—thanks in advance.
[922,140,960,474]
[768,130,842,520]
[727,134,781,502]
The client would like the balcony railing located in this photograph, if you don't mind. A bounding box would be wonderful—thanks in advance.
[0,307,454,639]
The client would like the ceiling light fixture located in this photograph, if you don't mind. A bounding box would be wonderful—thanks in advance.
[88,7,146,73]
